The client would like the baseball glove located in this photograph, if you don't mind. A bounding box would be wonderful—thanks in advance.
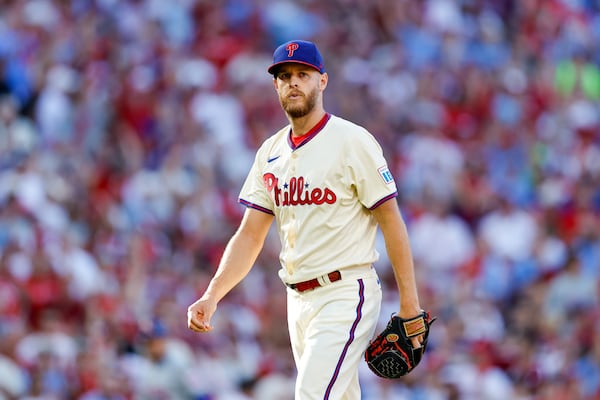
[364,311,436,379]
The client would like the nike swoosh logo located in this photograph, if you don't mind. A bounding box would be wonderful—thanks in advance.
[267,155,281,163]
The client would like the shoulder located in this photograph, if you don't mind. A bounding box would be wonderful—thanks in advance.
[328,115,383,149]
[328,115,365,133]
[255,125,290,157]
[264,125,290,145]
[329,115,377,140]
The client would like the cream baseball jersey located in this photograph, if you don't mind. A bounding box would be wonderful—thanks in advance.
[239,114,397,284]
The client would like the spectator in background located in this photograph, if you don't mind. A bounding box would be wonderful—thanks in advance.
[0,351,28,400]
[478,194,538,265]
[543,253,599,326]
[574,332,600,399]
[34,65,79,147]
[0,94,38,158]
[120,321,198,399]
[409,194,476,294]
[398,100,465,203]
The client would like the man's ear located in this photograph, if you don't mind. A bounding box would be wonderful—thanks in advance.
[319,72,328,90]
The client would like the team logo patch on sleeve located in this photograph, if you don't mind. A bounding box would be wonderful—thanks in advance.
[378,166,395,185]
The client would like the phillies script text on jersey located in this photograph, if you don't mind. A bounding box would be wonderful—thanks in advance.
[263,173,336,206]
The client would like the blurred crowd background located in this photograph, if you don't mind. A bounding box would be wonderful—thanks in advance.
[0,0,599,399]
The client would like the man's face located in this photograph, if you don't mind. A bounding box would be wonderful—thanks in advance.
[274,64,325,118]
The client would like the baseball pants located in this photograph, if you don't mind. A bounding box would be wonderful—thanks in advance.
[287,265,382,400]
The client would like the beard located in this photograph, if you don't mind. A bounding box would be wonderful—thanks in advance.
[279,86,319,119]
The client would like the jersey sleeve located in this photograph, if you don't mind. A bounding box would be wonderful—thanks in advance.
[238,145,275,215]
[348,130,398,209]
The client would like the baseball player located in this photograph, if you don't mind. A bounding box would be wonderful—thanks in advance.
[187,40,424,399]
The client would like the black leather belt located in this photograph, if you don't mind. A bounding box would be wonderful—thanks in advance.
[286,271,342,292]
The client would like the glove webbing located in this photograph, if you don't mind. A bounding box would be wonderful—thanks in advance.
[366,334,413,375]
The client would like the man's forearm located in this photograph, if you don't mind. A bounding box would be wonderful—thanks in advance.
[202,229,264,302]
[372,200,421,316]
[384,226,421,315]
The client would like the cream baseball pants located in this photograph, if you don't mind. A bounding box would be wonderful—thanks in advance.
[287,265,382,400]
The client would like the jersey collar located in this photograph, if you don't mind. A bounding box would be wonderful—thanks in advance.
[288,113,331,150]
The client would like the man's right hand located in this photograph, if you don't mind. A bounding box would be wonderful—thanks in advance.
[187,298,217,333]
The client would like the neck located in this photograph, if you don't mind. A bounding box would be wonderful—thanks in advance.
[288,107,327,137]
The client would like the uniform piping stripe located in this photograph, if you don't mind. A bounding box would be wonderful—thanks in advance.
[288,113,331,150]
[238,199,274,215]
[323,279,365,399]
[368,192,398,210]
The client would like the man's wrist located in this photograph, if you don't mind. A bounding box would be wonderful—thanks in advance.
[399,306,422,318]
